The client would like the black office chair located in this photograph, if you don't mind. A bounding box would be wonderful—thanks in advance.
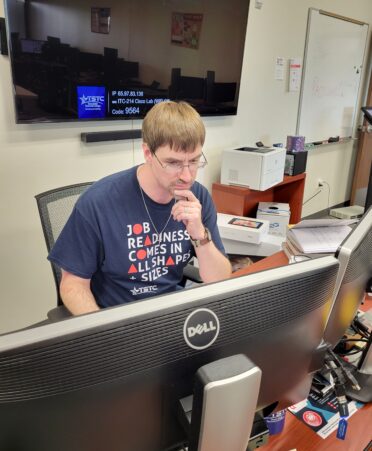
[35,182,93,321]
[35,182,201,322]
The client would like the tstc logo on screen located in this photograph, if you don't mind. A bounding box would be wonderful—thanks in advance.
[77,86,106,118]
[183,308,220,350]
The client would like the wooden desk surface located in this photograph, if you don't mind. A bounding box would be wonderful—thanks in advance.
[232,251,289,278]
[232,253,372,450]
[261,403,372,451]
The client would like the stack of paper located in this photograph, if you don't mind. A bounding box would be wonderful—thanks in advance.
[285,219,356,255]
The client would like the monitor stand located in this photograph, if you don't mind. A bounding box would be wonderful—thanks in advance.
[178,354,262,451]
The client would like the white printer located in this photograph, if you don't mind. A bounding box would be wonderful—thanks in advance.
[220,147,286,191]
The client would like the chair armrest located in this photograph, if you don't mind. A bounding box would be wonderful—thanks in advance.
[47,305,72,322]
[183,263,202,283]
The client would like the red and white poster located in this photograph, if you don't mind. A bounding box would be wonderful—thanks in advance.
[171,13,203,50]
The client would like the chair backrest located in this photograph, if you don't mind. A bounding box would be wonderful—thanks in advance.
[35,182,93,305]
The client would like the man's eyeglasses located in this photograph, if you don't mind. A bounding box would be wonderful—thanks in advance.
[154,152,208,174]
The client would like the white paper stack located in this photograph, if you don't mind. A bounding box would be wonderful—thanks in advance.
[286,219,356,254]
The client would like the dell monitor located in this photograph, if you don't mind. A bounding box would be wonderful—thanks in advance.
[322,206,372,402]
[361,107,372,212]
[0,257,339,451]
[323,206,372,348]
[365,160,372,212]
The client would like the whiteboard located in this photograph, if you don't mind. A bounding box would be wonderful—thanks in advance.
[296,9,369,143]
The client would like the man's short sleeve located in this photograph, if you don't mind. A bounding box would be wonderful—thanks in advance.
[48,206,104,279]
[199,187,226,256]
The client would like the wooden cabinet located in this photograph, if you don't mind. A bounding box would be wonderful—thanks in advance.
[212,173,306,224]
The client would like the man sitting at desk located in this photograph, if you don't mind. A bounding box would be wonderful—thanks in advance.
[48,101,232,315]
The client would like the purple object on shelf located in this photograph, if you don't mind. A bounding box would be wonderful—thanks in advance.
[264,409,286,435]
[286,135,305,152]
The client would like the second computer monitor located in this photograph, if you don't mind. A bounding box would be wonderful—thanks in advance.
[323,206,372,347]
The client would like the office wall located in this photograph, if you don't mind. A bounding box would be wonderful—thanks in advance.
[1,0,372,333]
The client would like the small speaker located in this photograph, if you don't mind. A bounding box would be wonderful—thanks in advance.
[284,150,307,176]
[0,18,8,56]
[81,129,142,143]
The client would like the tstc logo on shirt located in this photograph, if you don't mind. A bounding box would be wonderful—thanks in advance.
[130,285,158,296]
[77,86,106,118]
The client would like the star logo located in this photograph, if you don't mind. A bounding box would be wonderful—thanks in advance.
[79,94,104,107]
[77,86,106,119]
[79,94,89,105]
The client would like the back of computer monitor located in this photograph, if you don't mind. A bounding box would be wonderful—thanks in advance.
[0,256,339,451]
[323,207,372,347]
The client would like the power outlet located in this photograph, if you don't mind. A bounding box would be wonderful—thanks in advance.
[318,179,324,187]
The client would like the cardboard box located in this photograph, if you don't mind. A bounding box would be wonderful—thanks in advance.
[256,202,290,237]
[221,233,285,257]
[217,213,269,245]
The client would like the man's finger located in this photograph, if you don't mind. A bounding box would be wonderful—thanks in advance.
[174,189,196,201]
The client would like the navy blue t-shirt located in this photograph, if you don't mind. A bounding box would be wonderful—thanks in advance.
[48,166,226,308]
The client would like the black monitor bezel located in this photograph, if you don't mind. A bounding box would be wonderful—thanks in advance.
[361,106,372,126]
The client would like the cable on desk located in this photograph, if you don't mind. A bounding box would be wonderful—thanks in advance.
[353,318,371,338]
[338,338,368,344]
[337,348,367,357]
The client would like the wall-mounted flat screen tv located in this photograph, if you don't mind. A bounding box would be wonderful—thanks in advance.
[4,0,249,124]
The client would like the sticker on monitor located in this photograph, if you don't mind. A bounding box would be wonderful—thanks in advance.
[228,218,263,229]
[77,86,106,119]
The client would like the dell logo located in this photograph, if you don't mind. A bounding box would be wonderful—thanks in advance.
[183,308,220,350]
[187,321,217,337]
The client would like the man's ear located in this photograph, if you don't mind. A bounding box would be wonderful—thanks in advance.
[142,143,153,163]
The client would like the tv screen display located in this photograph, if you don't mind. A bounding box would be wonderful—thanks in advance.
[4,0,249,123]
